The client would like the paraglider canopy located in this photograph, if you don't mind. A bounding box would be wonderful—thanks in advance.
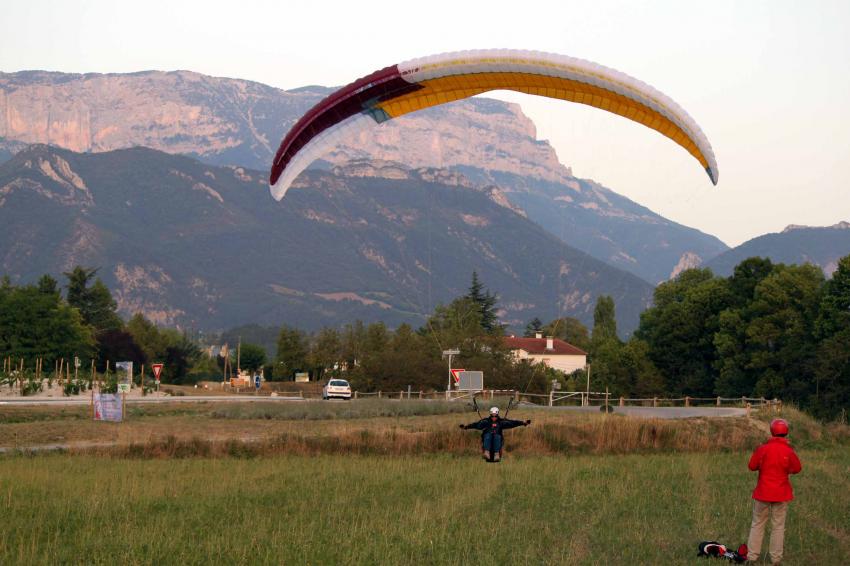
[270,49,719,200]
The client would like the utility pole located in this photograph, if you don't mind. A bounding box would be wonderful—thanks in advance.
[442,349,460,400]
[237,336,241,377]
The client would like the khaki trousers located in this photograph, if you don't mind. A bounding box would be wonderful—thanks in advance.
[747,499,789,563]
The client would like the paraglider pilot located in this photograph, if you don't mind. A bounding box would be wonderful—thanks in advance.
[460,406,530,461]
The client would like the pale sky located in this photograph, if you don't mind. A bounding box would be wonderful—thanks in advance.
[2,0,849,246]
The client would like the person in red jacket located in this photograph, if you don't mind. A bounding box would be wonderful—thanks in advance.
[746,418,802,564]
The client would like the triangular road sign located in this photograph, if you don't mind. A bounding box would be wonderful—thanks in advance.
[450,368,465,385]
[152,363,164,381]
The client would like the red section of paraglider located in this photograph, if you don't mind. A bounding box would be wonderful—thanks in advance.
[270,64,423,186]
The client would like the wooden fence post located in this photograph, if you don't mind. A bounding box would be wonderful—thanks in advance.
[619,396,624,407]
[685,396,690,408]
[548,390,553,407]
[741,396,746,407]
[746,402,752,418]
[716,396,721,407]
[653,397,658,408]
[378,391,382,399]
[354,391,358,400]
[419,391,423,399]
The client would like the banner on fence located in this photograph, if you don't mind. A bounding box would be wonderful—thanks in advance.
[93,393,123,422]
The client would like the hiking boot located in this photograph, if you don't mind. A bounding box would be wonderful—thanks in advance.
[482,450,490,460]
[494,452,501,462]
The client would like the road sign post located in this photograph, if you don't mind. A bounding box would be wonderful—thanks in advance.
[152,363,164,391]
[442,349,460,399]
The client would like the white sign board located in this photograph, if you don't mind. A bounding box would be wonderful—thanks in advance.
[116,361,133,392]
[457,371,484,391]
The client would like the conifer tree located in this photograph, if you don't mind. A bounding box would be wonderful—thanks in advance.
[467,271,499,333]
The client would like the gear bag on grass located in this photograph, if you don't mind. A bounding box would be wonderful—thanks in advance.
[697,541,748,563]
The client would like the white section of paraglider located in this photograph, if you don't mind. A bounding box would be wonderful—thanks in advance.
[397,49,718,186]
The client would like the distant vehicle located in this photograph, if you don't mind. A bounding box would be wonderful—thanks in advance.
[323,379,352,400]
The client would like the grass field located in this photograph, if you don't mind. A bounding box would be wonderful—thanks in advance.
[0,403,847,565]
[0,450,848,565]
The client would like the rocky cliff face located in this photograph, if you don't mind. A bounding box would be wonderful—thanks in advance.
[325,98,573,185]
[0,71,312,167]
[0,71,569,183]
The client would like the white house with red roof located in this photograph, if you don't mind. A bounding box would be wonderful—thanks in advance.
[504,332,587,374]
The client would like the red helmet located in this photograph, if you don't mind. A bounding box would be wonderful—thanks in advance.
[770,419,789,436]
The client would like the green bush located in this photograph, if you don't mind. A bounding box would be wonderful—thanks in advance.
[22,379,43,396]
[63,381,81,396]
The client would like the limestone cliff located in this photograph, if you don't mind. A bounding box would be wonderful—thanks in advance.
[0,71,569,183]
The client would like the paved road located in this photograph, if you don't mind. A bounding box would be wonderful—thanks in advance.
[0,396,748,418]
[0,395,306,406]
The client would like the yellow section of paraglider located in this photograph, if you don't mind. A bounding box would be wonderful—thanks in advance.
[377,72,708,171]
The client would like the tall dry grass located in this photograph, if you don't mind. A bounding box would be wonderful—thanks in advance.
[209,399,471,420]
[77,407,847,459]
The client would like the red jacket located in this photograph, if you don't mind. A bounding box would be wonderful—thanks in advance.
[748,437,802,502]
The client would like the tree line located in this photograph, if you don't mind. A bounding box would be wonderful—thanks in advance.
[265,272,559,394]
[2,258,848,419]
[0,267,205,383]
[588,256,850,420]
[265,259,850,419]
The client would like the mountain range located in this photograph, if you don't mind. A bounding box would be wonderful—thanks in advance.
[0,145,654,333]
[0,70,846,335]
[705,222,850,277]
[0,70,728,284]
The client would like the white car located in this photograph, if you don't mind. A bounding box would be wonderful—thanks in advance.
[322,379,352,400]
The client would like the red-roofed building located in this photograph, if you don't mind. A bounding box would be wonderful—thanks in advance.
[504,333,587,374]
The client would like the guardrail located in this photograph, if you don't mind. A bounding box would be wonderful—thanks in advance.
[540,390,782,414]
